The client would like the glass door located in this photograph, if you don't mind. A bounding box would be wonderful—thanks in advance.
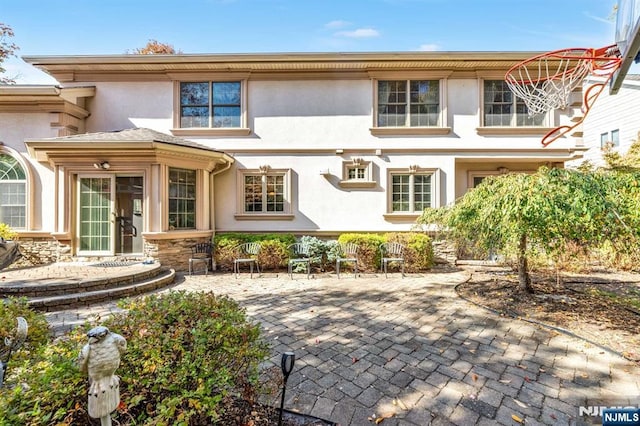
[78,176,114,255]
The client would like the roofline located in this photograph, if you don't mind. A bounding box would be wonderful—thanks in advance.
[22,51,547,83]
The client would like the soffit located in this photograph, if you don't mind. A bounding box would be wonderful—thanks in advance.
[23,52,545,82]
[0,85,94,117]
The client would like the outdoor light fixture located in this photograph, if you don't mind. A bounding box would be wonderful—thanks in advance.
[93,161,110,170]
[278,351,296,426]
[319,168,330,176]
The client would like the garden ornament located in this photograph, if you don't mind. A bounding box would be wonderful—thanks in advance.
[78,326,126,426]
[0,316,28,388]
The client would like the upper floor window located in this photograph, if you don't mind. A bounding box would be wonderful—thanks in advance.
[180,82,241,128]
[601,129,620,148]
[0,154,26,229]
[378,80,440,127]
[168,168,196,230]
[484,80,545,127]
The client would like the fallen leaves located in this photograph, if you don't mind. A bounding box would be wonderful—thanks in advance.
[368,412,395,424]
[512,414,524,423]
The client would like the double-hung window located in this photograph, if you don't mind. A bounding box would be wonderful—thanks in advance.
[377,80,440,127]
[180,81,241,128]
[389,169,436,213]
[168,168,196,229]
[0,154,26,229]
[483,80,545,127]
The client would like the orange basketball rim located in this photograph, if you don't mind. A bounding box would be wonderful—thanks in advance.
[505,45,622,147]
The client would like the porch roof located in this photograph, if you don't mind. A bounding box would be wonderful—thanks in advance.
[25,127,234,173]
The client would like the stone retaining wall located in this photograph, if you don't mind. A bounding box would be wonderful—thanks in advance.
[144,237,211,272]
[12,237,60,267]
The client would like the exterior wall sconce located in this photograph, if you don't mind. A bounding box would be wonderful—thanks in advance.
[498,167,509,174]
[93,161,110,170]
[408,164,419,174]
[375,149,383,156]
[319,168,330,176]
[335,149,344,155]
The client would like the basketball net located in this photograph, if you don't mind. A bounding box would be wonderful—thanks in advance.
[505,45,621,146]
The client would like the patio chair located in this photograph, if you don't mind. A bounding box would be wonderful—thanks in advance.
[380,242,405,278]
[233,242,261,278]
[189,242,213,275]
[288,243,312,279]
[336,242,358,278]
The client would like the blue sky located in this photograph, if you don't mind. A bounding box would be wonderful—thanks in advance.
[0,0,623,84]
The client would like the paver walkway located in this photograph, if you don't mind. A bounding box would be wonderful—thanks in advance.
[46,268,640,425]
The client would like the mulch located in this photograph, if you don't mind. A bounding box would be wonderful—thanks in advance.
[457,265,640,362]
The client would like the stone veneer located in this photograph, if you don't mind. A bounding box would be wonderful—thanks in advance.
[12,237,61,267]
[144,237,212,272]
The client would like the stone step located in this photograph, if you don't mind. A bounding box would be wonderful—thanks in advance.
[0,262,163,297]
[28,268,176,312]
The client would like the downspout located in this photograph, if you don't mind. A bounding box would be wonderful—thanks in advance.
[209,155,234,270]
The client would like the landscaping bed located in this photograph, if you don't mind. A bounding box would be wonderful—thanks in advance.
[458,265,640,362]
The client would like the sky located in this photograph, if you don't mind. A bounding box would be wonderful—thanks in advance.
[0,0,630,84]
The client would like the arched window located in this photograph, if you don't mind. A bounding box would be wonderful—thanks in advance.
[0,154,26,229]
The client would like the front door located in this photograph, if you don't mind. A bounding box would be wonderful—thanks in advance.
[77,175,143,256]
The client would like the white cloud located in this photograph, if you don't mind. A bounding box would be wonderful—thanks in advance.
[418,43,441,51]
[325,20,351,29]
[335,28,380,38]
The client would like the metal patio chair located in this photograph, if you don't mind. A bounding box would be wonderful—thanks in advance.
[233,242,261,278]
[380,242,405,278]
[336,242,358,278]
[288,243,312,279]
[189,242,213,275]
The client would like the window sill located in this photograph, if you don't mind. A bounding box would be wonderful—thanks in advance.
[234,214,295,221]
[476,126,553,136]
[383,213,422,221]
[338,180,377,188]
[142,230,213,240]
[171,128,252,137]
[370,127,451,136]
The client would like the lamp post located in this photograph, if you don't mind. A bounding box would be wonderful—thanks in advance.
[278,351,295,426]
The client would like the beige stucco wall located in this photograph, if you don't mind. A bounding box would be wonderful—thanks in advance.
[0,112,57,231]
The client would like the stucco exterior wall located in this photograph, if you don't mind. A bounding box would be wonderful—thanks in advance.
[0,112,57,231]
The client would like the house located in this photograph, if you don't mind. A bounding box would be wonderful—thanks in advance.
[567,75,640,168]
[0,52,587,269]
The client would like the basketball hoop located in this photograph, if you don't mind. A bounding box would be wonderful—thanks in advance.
[505,45,621,146]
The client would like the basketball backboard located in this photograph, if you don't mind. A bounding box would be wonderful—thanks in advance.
[611,0,640,94]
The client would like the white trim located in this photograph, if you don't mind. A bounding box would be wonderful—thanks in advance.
[386,167,440,214]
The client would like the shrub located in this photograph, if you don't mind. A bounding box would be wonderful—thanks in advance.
[214,233,295,271]
[0,223,17,241]
[0,291,270,425]
[338,233,386,272]
[0,297,50,363]
[298,236,339,271]
[384,232,434,272]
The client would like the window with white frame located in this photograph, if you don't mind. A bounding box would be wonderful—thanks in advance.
[601,129,620,148]
[483,80,545,127]
[340,158,375,188]
[0,154,26,229]
[239,167,291,215]
[389,167,435,213]
[377,80,440,127]
[168,168,196,229]
[180,81,242,128]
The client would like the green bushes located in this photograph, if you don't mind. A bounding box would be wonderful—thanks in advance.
[214,233,296,271]
[0,297,50,363]
[0,291,270,425]
[213,232,433,273]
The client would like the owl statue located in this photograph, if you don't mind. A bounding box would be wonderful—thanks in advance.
[78,326,127,420]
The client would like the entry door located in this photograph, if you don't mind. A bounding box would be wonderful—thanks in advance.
[115,176,143,255]
[78,176,114,256]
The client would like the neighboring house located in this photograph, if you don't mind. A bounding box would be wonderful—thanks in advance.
[0,52,586,268]
[568,75,640,168]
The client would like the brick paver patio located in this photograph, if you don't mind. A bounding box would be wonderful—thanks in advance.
[46,267,640,425]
